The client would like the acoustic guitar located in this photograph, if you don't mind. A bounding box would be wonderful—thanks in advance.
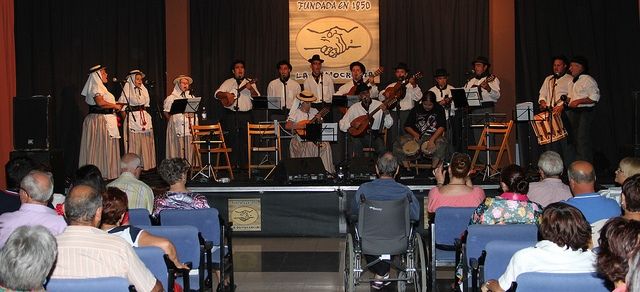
[218,78,257,107]
[339,67,384,114]
[295,107,330,137]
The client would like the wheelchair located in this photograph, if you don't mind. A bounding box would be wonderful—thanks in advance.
[344,194,428,292]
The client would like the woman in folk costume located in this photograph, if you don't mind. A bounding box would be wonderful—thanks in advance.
[163,75,199,166]
[285,90,335,173]
[79,64,123,179]
[119,70,156,170]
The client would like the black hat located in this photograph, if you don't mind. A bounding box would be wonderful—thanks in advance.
[308,54,324,63]
[433,68,449,77]
[570,56,589,71]
[393,62,409,71]
[354,83,370,95]
[471,56,491,66]
[88,64,106,73]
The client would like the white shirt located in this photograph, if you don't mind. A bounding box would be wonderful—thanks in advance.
[568,74,600,108]
[538,73,572,107]
[267,77,301,110]
[464,75,501,103]
[81,72,120,138]
[107,172,155,213]
[303,73,335,103]
[497,240,597,290]
[163,88,195,136]
[379,82,423,111]
[287,107,319,123]
[339,99,393,132]
[214,78,261,112]
[335,80,379,98]
[119,80,153,133]
[428,84,456,117]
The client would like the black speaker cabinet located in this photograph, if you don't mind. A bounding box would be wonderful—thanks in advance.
[348,157,377,181]
[10,149,64,193]
[274,157,326,184]
[13,96,55,150]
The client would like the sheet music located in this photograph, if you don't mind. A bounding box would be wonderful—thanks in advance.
[465,88,481,107]
[321,123,338,142]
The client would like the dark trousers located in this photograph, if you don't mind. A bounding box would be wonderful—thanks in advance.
[222,109,253,168]
[350,131,386,158]
[566,108,594,163]
[388,110,411,149]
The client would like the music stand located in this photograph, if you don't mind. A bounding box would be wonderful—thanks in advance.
[464,87,482,107]
[169,97,202,167]
[252,96,282,122]
[515,102,535,167]
[321,123,339,142]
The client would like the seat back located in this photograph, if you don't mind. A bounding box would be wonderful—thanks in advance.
[515,272,609,292]
[135,246,169,290]
[358,195,411,255]
[160,208,220,245]
[128,208,152,226]
[482,240,536,281]
[192,123,227,147]
[46,277,130,292]
[465,224,538,265]
[433,207,476,249]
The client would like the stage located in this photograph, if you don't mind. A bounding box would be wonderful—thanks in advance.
[186,178,502,237]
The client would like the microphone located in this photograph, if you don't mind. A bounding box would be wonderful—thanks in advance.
[465,70,476,76]
[112,77,126,83]
[144,80,156,88]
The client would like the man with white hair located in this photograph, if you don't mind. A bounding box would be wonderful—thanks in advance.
[0,170,67,247]
[0,225,58,291]
[528,151,573,207]
[107,153,154,212]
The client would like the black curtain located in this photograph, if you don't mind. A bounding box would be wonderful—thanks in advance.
[190,0,489,120]
[15,0,166,178]
[515,0,640,172]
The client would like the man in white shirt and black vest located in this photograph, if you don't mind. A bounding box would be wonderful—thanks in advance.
[303,54,335,121]
[565,56,600,163]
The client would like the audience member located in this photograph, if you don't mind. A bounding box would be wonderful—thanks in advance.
[107,153,155,212]
[483,202,596,292]
[528,151,572,207]
[427,153,485,215]
[597,217,640,292]
[351,152,420,290]
[616,157,640,185]
[0,225,57,291]
[470,164,542,225]
[565,161,621,224]
[153,158,209,217]
[623,174,640,221]
[101,187,188,269]
[1,157,37,215]
[73,164,106,193]
[51,184,162,292]
[0,170,66,247]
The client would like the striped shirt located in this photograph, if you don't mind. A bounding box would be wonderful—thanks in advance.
[52,226,157,292]
[108,172,154,213]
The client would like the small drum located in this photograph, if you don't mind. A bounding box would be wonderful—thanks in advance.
[531,112,568,145]
[402,139,420,160]
[421,140,436,155]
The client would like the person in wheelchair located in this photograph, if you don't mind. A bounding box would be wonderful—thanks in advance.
[350,152,421,289]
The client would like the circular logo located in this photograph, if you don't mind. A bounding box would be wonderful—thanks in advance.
[296,17,372,68]
[231,206,259,225]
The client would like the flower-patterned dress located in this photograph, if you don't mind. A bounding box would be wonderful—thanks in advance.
[469,193,543,225]
[152,191,210,217]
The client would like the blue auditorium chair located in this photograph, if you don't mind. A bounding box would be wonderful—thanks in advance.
[514,272,609,292]
[46,277,130,292]
[482,240,536,283]
[128,208,152,226]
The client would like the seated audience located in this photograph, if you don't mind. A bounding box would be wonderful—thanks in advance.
[597,217,640,292]
[470,164,542,225]
[107,153,155,213]
[73,164,106,193]
[0,225,57,291]
[528,151,572,207]
[565,161,621,224]
[427,153,485,215]
[51,184,162,292]
[0,170,66,247]
[483,202,596,292]
[153,158,209,217]
[101,187,188,269]
[351,152,420,290]
[624,174,640,221]
[1,157,37,215]
[616,157,640,185]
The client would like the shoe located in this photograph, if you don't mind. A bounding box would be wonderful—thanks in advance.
[370,273,390,290]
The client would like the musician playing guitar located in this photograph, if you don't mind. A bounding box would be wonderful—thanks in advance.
[463,56,501,155]
[335,61,380,98]
[214,59,260,168]
[380,62,423,144]
[339,84,393,158]
[285,90,335,173]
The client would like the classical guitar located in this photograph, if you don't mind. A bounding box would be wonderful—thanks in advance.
[218,77,257,107]
[339,67,384,114]
[383,72,424,102]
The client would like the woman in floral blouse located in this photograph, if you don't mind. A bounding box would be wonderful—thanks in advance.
[469,164,542,225]
[153,158,210,217]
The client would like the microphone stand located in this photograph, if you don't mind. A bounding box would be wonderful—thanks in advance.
[233,81,242,169]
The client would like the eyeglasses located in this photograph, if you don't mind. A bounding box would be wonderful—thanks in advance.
[615,168,624,174]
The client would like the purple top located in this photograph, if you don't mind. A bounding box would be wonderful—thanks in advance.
[152,191,210,217]
[0,203,68,247]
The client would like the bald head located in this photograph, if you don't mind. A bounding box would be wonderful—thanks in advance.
[65,184,103,226]
[20,170,53,203]
[120,153,142,177]
[568,161,596,194]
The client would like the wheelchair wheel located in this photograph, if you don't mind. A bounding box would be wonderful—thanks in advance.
[344,234,356,292]
[411,235,428,292]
